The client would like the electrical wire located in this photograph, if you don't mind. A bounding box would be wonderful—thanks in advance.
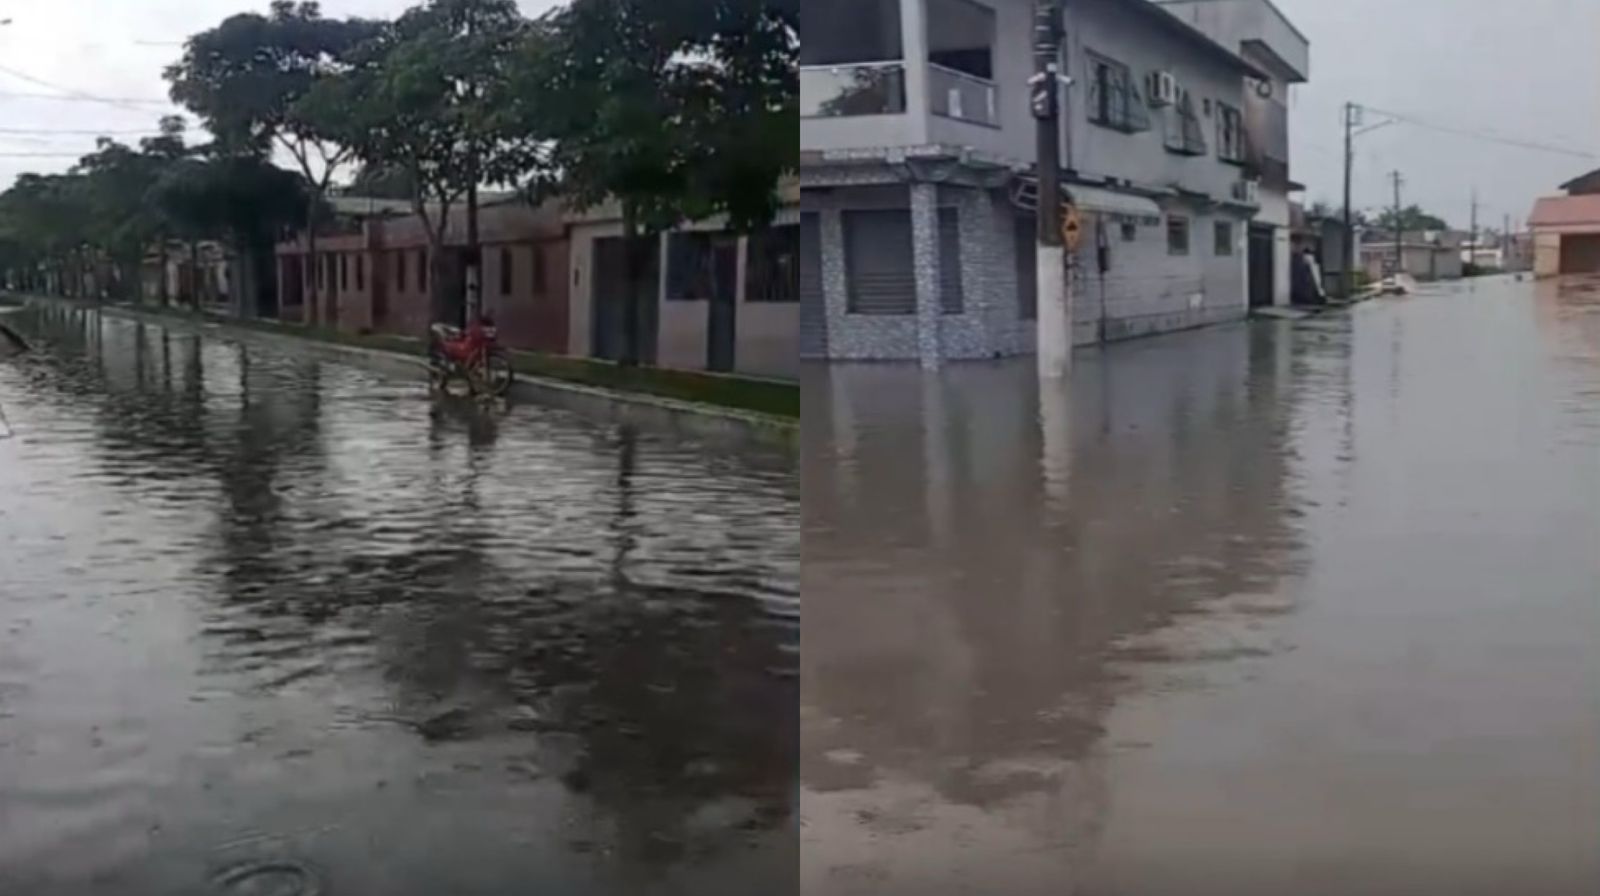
[0,91,169,106]
[0,127,166,136]
[0,64,175,114]
[1356,104,1599,160]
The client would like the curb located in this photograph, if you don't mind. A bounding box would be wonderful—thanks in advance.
[13,297,797,452]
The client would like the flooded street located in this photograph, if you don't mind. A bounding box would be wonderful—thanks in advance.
[0,307,798,895]
[802,276,1600,895]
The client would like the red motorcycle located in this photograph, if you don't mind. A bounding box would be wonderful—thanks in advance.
[428,315,514,397]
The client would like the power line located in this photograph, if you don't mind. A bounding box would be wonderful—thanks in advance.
[0,89,171,107]
[1357,103,1599,161]
[0,127,166,136]
[0,63,175,114]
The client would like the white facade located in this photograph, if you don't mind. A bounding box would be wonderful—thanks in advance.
[1157,0,1311,307]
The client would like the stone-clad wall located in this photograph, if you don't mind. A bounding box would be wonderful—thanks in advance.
[803,175,1250,365]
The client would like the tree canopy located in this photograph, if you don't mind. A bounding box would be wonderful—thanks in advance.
[1374,205,1450,233]
[3,0,799,339]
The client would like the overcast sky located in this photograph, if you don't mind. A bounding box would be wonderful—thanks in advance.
[1275,0,1600,231]
[1,0,1596,231]
[0,0,561,188]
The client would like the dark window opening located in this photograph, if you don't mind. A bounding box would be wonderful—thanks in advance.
[1088,51,1149,133]
[667,232,738,303]
[1168,216,1190,256]
[746,225,801,302]
[1215,221,1234,256]
[1216,102,1246,163]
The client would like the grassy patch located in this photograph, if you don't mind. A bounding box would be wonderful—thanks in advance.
[18,295,798,420]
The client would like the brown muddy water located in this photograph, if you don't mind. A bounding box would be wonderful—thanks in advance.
[0,306,798,895]
[802,276,1600,895]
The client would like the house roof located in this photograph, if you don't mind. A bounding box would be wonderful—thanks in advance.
[1557,167,1600,195]
[1122,0,1272,82]
[1529,194,1600,231]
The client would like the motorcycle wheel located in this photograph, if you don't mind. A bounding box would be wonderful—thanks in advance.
[484,352,514,397]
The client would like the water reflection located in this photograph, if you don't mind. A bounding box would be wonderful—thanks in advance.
[806,280,1600,896]
[802,319,1345,892]
[0,306,797,895]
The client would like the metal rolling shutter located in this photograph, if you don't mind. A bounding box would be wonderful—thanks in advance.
[844,209,916,315]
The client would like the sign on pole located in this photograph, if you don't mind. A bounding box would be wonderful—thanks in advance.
[1061,202,1082,252]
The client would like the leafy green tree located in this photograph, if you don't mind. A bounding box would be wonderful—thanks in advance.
[1374,204,1449,233]
[167,0,382,321]
[295,0,537,327]
[506,0,797,366]
[149,155,311,315]
[0,173,94,297]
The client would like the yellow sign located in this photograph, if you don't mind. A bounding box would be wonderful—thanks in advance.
[1062,203,1082,251]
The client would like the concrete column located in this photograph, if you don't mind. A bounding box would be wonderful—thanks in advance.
[1037,243,1070,378]
[819,208,849,359]
[909,181,943,369]
[898,0,930,144]
[957,187,997,354]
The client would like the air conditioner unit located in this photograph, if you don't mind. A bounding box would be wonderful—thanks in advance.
[1232,180,1260,204]
[1148,71,1178,107]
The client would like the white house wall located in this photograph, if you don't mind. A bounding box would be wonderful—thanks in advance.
[1064,0,1256,203]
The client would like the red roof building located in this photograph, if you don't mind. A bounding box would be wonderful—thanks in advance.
[1527,172,1600,277]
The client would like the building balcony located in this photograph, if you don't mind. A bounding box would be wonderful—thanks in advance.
[926,63,999,128]
[801,62,909,118]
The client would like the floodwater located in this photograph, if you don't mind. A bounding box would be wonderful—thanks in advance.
[802,276,1600,895]
[0,306,798,895]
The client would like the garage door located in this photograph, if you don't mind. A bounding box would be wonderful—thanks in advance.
[1559,234,1600,274]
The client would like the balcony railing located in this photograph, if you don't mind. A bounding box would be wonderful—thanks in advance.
[801,62,907,118]
[928,64,998,128]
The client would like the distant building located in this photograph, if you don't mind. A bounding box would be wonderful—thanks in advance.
[1359,229,1464,282]
[275,194,572,354]
[1527,167,1600,277]
[1296,204,1362,295]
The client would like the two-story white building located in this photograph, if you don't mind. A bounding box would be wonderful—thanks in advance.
[1156,0,1311,308]
[799,0,1307,366]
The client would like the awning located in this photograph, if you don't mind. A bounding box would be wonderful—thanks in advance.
[1064,184,1163,221]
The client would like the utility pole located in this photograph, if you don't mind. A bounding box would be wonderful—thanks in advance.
[1468,189,1478,274]
[1341,102,1356,297]
[1503,212,1512,268]
[1390,170,1405,276]
[1032,0,1069,379]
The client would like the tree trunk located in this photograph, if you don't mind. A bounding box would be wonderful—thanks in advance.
[305,206,320,326]
[465,176,480,327]
[428,233,449,330]
[188,239,201,310]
